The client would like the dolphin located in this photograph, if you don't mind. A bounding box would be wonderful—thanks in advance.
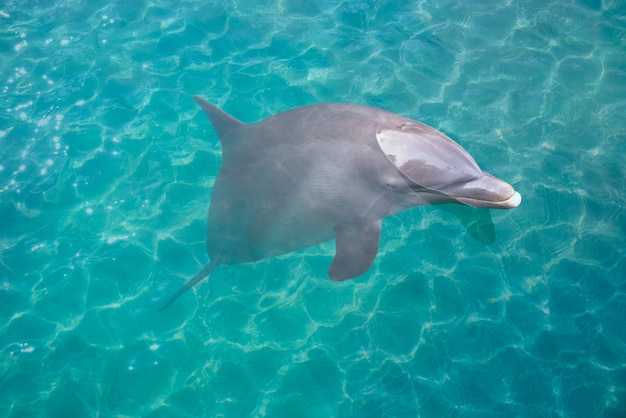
[158,97,521,310]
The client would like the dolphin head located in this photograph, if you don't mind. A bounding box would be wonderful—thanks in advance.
[376,119,521,209]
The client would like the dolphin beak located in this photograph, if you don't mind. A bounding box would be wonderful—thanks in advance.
[447,173,522,209]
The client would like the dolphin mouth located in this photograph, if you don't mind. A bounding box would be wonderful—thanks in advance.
[430,173,522,209]
[452,190,522,209]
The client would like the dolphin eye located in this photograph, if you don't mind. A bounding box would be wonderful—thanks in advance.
[385,182,398,191]
[385,180,409,192]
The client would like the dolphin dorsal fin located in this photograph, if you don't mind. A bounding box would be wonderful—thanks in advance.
[193,96,244,140]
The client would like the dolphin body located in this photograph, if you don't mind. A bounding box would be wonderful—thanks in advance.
[158,97,521,310]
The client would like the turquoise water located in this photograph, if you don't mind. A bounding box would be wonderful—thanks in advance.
[1,0,625,416]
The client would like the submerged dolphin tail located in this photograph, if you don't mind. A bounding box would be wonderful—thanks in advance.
[157,261,219,312]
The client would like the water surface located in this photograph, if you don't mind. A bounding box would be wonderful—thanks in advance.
[1,0,625,416]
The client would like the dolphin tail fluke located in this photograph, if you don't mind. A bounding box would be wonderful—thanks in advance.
[157,261,219,312]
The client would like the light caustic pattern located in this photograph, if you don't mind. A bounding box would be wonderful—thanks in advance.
[1,0,625,417]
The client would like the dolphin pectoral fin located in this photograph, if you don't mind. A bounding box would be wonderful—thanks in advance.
[329,220,382,281]
[440,204,496,245]
[157,261,219,312]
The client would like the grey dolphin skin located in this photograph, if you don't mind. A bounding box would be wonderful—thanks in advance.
[158,97,521,311]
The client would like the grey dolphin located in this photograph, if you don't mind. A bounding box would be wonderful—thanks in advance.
[158,98,521,310]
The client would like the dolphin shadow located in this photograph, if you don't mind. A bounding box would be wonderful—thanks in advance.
[439,204,496,245]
